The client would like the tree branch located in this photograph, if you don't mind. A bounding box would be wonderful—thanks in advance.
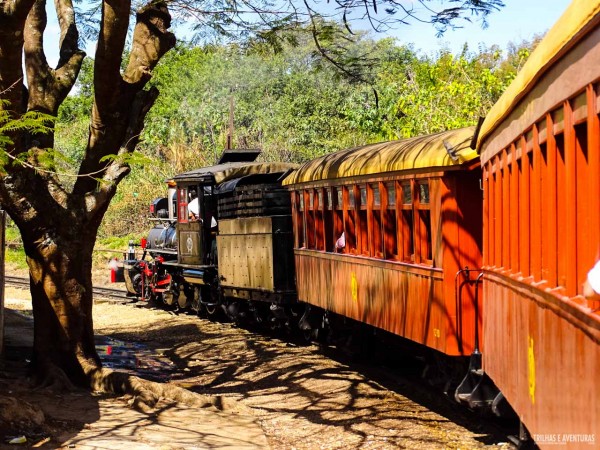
[54,0,80,67]
[93,0,131,116]
[75,2,174,201]
[123,2,176,88]
[24,0,52,111]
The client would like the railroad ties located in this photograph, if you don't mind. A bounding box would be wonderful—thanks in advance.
[4,275,132,304]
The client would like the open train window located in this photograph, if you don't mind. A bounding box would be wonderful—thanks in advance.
[315,189,325,250]
[305,190,316,249]
[177,186,189,224]
[416,180,432,264]
[358,185,369,256]
[400,181,414,262]
[369,183,383,258]
[343,186,357,253]
[383,181,398,259]
[323,188,334,252]
[293,191,305,248]
[333,187,345,253]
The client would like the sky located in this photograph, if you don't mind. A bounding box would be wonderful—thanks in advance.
[43,0,574,65]
[391,0,573,54]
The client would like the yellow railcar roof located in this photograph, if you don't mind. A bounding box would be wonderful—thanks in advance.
[477,0,600,149]
[283,127,477,186]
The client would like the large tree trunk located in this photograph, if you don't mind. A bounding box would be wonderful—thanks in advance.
[0,0,174,387]
[26,224,100,387]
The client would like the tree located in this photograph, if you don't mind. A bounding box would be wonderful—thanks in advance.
[0,0,505,394]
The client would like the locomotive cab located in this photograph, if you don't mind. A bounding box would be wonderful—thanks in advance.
[174,183,218,267]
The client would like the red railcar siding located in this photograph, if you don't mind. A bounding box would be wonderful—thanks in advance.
[293,172,482,356]
[481,77,600,445]
[483,274,600,442]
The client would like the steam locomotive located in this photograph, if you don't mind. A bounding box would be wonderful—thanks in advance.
[123,1,600,447]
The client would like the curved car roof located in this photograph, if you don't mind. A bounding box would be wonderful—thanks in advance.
[283,127,476,186]
[173,161,298,185]
[477,0,600,150]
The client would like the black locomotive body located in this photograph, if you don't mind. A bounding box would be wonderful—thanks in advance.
[124,150,298,324]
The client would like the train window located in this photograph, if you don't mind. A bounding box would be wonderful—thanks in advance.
[343,186,357,253]
[315,189,325,250]
[415,180,432,264]
[383,182,398,259]
[305,190,316,249]
[178,187,189,224]
[372,184,381,207]
[336,188,343,208]
[400,182,414,262]
[323,188,334,252]
[358,185,369,255]
[333,187,345,253]
[418,210,432,262]
[402,183,412,204]
[370,183,383,258]
[360,186,367,206]
[387,182,396,206]
[293,191,305,249]
[418,183,429,204]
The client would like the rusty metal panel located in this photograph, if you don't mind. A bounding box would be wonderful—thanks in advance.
[217,217,274,291]
[483,273,600,448]
[219,216,271,235]
[295,250,459,354]
[178,222,203,265]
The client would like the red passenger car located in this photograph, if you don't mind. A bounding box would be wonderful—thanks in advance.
[284,127,483,356]
[477,0,600,444]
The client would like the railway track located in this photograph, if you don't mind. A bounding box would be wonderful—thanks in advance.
[4,275,132,303]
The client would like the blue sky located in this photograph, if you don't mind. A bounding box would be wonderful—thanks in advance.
[393,0,573,54]
[44,0,574,65]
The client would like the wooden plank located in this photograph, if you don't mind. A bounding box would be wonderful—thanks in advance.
[487,164,495,267]
[545,113,558,288]
[519,136,531,278]
[585,84,600,305]
[564,100,578,296]
[509,143,520,273]
[531,125,542,280]
[494,155,503,268]
[502,149,510,269]
[483,168,490,269]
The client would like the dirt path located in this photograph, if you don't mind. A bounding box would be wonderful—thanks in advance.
[1,290,514,449]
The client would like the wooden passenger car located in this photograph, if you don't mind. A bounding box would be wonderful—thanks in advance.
[284,127,483,356]
[476,0,600,444]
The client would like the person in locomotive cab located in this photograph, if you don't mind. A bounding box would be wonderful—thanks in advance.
[583,260,600,301]
[188,192,201,222]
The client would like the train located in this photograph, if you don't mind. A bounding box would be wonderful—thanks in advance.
[121,1,600,447]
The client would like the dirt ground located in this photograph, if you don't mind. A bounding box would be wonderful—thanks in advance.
[0,283,515,449]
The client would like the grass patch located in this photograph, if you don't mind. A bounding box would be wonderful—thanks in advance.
[5,247,28,270]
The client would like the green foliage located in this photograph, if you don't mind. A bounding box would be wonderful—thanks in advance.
[5,247,28,270]
[54,32,536,238]
[0,101,55,172]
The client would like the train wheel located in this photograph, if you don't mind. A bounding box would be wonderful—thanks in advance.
[191,287,201,314]
[163,290,177,307]
[177,288,191,310]
[200,286,222,320]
